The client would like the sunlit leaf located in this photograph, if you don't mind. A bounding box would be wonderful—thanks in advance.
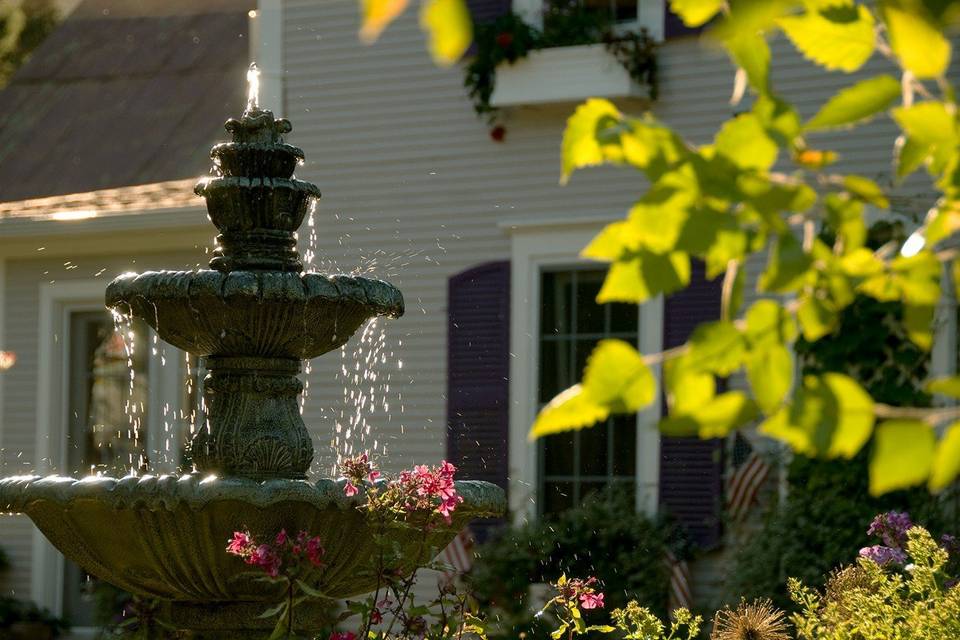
[759,233,812,293]
[880,1,951,79]
[903,303,935,350]
[892,102,958,175]
[930,421,960,492]
[747,344,794,414]
[597,251,691,303]
[759,373,874,458]
[582,339,656,413]
[670,0,723,26]
[895,136,931,180]
[869,419,935,495]
[529,385,608,440]
[664,354,716,415]
[689,320,746,376]
[825,193,866,252]
[805,75,901,131]
[714,114,779,170]
[924,201,960,246]
[359,0,409,43]
[625,186,697,253]
[842,175,889,209]
[777,4,876,73]
[753,93,801,146]
[420,0,472,67]
[561,99,622,183]
[660,391,759,438]
[745,299,798,348]
[724,33,771,94]
[926,375,960,398]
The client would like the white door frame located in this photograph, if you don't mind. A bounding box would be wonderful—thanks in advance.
[502,216,663,523]
[32,279,185,615]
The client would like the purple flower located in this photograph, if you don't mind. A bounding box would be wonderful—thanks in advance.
[941,533,959,555]
[867,511,912,548]
[859,544,908,566]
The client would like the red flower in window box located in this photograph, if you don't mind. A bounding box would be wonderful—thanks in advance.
[495,31,514,49]
[489,125,506,142]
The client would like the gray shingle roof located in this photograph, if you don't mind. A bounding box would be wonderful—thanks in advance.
[0,0,253,203]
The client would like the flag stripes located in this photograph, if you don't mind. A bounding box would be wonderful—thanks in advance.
[438,527,474,583]
[727,450,770,523]
[664,549,693,612]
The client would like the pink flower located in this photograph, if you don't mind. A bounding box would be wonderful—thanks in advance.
[226,531,253,556]
[275,529,288,546]
[306,536,325,567]
[579,592,604,610]
[344,482,359,497]
[368,470,381,482]
[248,544,281,577]
[329,633,356,640]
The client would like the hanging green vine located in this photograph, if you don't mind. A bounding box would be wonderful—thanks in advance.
[464,8,658,137]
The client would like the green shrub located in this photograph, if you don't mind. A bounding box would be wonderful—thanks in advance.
[468,490,682,639]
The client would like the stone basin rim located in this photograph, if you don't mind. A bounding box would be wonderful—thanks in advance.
[0,474,505,516]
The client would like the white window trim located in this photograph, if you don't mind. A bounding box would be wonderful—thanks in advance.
[513,0,665,41]
[32,280,186,617]
[502,217,663,524]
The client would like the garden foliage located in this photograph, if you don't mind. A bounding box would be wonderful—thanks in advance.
[527,0,960,497]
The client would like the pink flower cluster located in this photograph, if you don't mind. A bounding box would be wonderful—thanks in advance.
[553,575,605,611]
[340,452,381,497]
[396,460,463,523]
[338,453,464,524]
[328,633,356,640]
[226,529,324,578]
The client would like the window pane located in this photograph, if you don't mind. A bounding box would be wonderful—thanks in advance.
[539,338,573,403]
[579,423,608,476]
[575,338,601,379]
[611,414,637,476]
[580,481,608,503]
[541,271,571,335]
[543,431,575,476]
[543,481,575,515]
[575,271,604,334]
[608,301,639,334]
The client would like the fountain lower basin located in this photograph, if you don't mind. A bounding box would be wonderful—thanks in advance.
[0,474,504,629]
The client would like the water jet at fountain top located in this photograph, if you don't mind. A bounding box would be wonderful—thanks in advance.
[0,68,504,634]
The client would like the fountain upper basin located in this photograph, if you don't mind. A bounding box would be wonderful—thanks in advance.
[0,474,504,602]
[106,270,404,358]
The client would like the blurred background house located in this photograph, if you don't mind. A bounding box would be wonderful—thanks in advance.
[0,0,956,636]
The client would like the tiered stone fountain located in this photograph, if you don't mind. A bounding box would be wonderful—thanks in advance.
[0,76,505,635]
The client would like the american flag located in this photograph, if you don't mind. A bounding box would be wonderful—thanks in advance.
[727,433,771,523]
[437,527,475,584]
[663,549,692,612]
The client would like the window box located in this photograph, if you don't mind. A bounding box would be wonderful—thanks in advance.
[490,43,650,107]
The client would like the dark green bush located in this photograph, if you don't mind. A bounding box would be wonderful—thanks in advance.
[468,489,681,639]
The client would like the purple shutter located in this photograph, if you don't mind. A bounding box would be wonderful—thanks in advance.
[664,3,706,39]
[465,0,511,23]
[659,260,725,548]
[447,261,511,537]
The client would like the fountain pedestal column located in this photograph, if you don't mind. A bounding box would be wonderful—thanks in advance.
[191,357,313,479]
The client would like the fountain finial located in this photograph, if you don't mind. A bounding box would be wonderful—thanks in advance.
[246,61,260,110]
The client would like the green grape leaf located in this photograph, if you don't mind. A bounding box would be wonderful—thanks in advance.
[759,373,874,458]
[930,421,960,492]
[582,221,635,261]
[626,186,696,253]
[924,201,960,246]
[597,251,691,303]
[670,0,723,27]
[715,114,779,170]
[582,339,656,413]
[689,320,747,376]
[759,233,812,293]
[753,93,802,147]
[660,391,759,438]
[561,99,622,183]
[926,376,960,398]
[724,33,771,94]
[903,303,935,350]
[825,193,866,252]
[892,101,956,144]
[664,354,716,415]
[420,0,473,67]
[895,136,931,179]
[880,1,951,79]
[777,4,875,73]
[869,419,935,495]
[747,344,794,414]
[805,75,901,132]
[529,385,609,440]
[842,175,889,209]
[745,299,798,348]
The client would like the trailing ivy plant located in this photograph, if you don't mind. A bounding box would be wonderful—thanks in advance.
[464,7,658,131]
[525,0,960,497]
